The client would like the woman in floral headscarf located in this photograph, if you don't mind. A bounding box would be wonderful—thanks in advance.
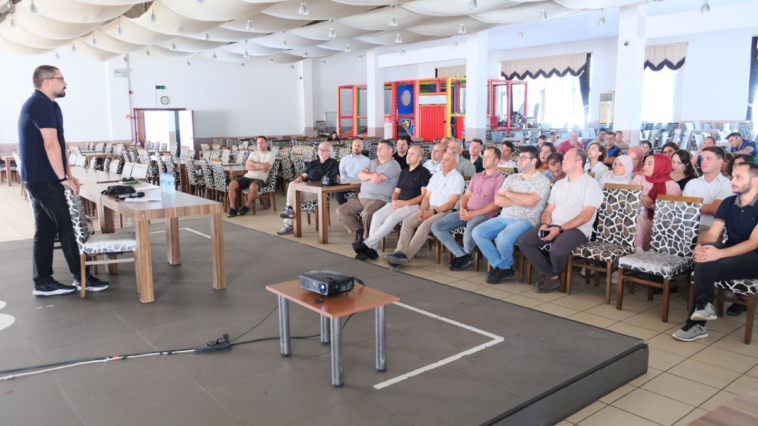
[630,153,682,251]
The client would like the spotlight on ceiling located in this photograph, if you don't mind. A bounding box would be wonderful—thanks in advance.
[212,51,218,60]
[395,33,402,43]
[123,54,128,63]
[144,48,151,58]
[148,9,158,24]
[322,59,327,65]
[345,44,351,53]
[598,9,606,26]
[243,40,249,59]
[453,38,458,48]
[539,8,547,21]
[469,0,478,10]
[55,51,60,60]
[269,56,274,63]
[194,0,205,5]
[700,0,711,13]
[389,4,397,27]
[246,19,253,32]
[517,23,524,39]
[458,23,466,35]
[400,48,406,55]
[186,60,192,67]
[282,31,288,48]
[90,34,98,46]
[290,64,295,70]
[8,13,17,29]
[299,1,309,16]
[303,51,309,58]
[203,32,210,41]
[70,43,77,53]
[28,0,39,15]
[170,41,177,51]
[240,62,246,68]
[328,19,336,38]
[358,53,363,60]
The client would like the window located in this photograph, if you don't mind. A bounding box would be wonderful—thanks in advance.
[525,74,585,128]
[641,67,677,123]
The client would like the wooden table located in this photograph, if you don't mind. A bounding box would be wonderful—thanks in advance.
[78,182,226,303]
[69,167,122,185]
[266,279,399,387]
[1,155,14,187]
[689,389,758,425]
[292,182,362,244]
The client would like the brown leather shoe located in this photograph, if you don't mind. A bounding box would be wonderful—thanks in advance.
[536,277,561,294]
[534,275,547,289]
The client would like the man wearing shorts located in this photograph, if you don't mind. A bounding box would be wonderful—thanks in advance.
[228,136,276,217]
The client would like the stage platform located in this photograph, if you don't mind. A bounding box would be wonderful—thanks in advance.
[0,220,647,426]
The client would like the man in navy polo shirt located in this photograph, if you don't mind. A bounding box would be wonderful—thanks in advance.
[602,131,621,165]
[673,162,758,341]
[727,132,757,159]
[19,65,108,297]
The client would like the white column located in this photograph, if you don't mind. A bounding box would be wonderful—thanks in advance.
[464,31,489,143]
[614,4,647,145]
[367,48,385,138]
[301,59,315,137]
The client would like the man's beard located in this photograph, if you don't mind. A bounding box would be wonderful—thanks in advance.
[733,182,752,195]
[55,89,66,98]
[353,150,360,155]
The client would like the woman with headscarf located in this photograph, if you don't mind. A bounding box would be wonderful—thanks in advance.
[598,155,635,187]
[630,153,682,251]
[626,145,645,176]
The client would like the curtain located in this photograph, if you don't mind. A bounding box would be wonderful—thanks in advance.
[747,37,758,121]
[578,53,592,126]
[500,52,589,80]
[644,42,687,71]
[436,65,466,78]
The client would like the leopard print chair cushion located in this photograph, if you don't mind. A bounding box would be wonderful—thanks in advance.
[242,161,279,196]
[63,190,136,255]
[618,252,692,279]
[211,162,230,192]
[714,279,758,297]
[574,242,635,264]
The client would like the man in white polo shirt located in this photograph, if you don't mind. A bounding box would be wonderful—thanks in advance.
[683,146,733,240]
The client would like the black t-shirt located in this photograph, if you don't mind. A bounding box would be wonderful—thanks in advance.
[303,157,339,182]
[393,152,408,170]
[18,90,66,182]
[675,176,695,191]
[715,194,758,252]
[396,165,431,201]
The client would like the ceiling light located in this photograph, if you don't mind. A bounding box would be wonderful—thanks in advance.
[170,41,177,51]
[269,56,274,63]
[116,20,123,36]
[469,0,478,10]
[282,31,288,48]
[345,44,351,53]
[700,0,711,13]
[123,54,128,63]
[322,59,326,65]
[186,60,192,67]
[389,4,397,27]
[303,51,309,58]
[55,51,60,60]
[243,40,249,59]
[395,33,402,43]
[517,23,524,39]
[358,53,363,60]
[70,43,77,53]
[195,0,205,5]
[246,19,253,32]
[453,38,458,48]
[8,14,16,29]
[298,1,309,16]
[328,19,336,38]
[203,32,210,41]
[212,51,218,60]
[148,9,158,24]
[290,64,295,70]
[400,48,406,55]
[28,0,38,15]
[240,62,246,68]
[458,23,466,34]
[598,9,606,26]
[144,48,151,58]
[90,34,98,46]
[539,8,547,20]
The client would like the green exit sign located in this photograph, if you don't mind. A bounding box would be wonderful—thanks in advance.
[155,85,166,90]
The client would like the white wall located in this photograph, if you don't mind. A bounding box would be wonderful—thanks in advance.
[312,54,368,128]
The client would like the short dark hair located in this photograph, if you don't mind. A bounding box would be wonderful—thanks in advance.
[549,131,557,136]
[501,141,515,152]
[569,148,587,167]
[662,142,680,153]
[589,143,606,162]
[541,142,557,153]
[537,135,548,141]
[703,136,716,145]
[33,65,59,88]
[734,161,758,180]
[520,145,538,161]
[257,135,268,143]
[547,152,564,165]
[397,135,411,144]
[640,140,652,149]
[616,130,623,136]
[378,139,394,150]
[732,153,755,165]
[598,128,607,133]
[486,147,502,161]
[470,138,483,146]
[727,132,743,141]
[702,146,726,161]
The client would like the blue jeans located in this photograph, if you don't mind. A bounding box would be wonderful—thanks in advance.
[431,212,490,258]
[471,217,534,270]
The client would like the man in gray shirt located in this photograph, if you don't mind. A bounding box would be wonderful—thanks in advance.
[337,140,401,243]
[448,139,477,177]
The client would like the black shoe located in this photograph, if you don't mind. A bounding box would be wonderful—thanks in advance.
[353,242,369,255]
[33,281,77,297]
[385,252,407,268]
[238,206,250,216]
[73,275,110,293]
[449,255,456,268]
[352,235,365,249]
[653,287,679,295]
[486,267,514,284]
[227,208,238,218]
[356,249,379,261]
[727,302,747,316]
[451,254,473,271]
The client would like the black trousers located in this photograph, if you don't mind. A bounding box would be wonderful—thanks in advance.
[334,192,349,206]
[25,182,82,287]
[517,227,587,279]
[688,243,758,326]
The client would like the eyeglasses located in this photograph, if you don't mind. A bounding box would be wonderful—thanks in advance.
[318,148,330,152]
[46,77,65,81]
[517,155,533,161]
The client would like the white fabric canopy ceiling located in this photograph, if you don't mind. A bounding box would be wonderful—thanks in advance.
[253,31,323,49]
[224,41,284,56]
[357,29,439,46]
[339,6,431,31]
[88,30,146,54]
[14,7,102,40]
[132,2,225,37]
[291,21,377,41]
[402,0,521,17]
[474,1,580,24]
[26,0,132,24]
[408,16,500,37]
[263,0,373,21]
[221,13,306,33]
[156,37,228,53]
[160,0,276,22]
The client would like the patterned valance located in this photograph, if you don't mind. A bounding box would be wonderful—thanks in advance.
[436,65,466,78]
[645,42,687,71]
[500,52,589,80]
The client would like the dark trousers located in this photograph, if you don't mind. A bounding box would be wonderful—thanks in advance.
[517,227,587,279]
[25,182,82,287]
[335,192,349,206]
[688,243,758,326]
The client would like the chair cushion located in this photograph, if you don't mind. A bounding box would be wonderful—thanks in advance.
[618,252,693,279]
[82,232,137,255]
[572,242,635,264]
[714,279,758,297]
[301,200,318,212]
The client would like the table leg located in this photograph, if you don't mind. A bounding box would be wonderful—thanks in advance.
[318,191,328,244]
[210,212,226,290]
[293,188,302,238]
[165,218,181,265]
[5,162,11,187]
[330,317,343,387]
[376,305,387,372]
[97,204,118,275]
[278,296,291,356]
[136,216,154,303]
[321,315,331,345]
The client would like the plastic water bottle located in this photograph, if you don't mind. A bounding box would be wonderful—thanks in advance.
[167,173,176,194]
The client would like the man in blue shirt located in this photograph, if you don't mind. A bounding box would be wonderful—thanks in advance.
[335,138,369,205]
[602,132,621,165]
[728,132,757,159]
[19,66,108,297]
[673,161,758,341]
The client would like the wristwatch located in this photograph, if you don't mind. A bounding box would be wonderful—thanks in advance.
[432,209,438,215]
[550,224,564,233]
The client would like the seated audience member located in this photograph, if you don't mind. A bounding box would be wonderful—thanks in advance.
[432,147,505,271]
[423,142,445,174]
[683,147,733,240]
[498,141,517,168]
[537,135,548,150]
[603,132,621,165]
[543,153,566,181]
[630,154,682,251]
[517,148,603,293]
[548,131,559,145]
[337,140,401,241]
[728,132,757,158]
[722,153,734,178]
[278,143,339,234]
[393,136,410,169]
[585,143,609,182]
[640,141,653,158]
[693,136,716,170]
[598,155,635,187]
[733,153,756,167]
[661,142,680,158]
[469,138,485,173]
[673,162,758,341]
[384,151,464,267]
[671,150,697,191]
[537,143,556,171]
[227,136,276,217]
[448,138,477,177]
[615,130,630,149]
[557,130,584,154]
[595,128,607,145]
[353,146,430,260]
[472,146,552,283]
[328,131,340,142]
[336,138,370,205]
[627,145,645,176]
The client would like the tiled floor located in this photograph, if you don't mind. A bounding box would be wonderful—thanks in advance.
[2,183,756,426]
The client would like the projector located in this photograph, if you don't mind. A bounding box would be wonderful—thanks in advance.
[299,270,355,296]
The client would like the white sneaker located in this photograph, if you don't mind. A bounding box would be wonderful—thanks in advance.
[580,268,595,277]
[611,271,619,282]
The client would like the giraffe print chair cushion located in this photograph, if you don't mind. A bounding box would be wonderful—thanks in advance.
[242,161,279,197]
[619,196,702,279]
[714,234,757,296]
[63,190,137,255]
